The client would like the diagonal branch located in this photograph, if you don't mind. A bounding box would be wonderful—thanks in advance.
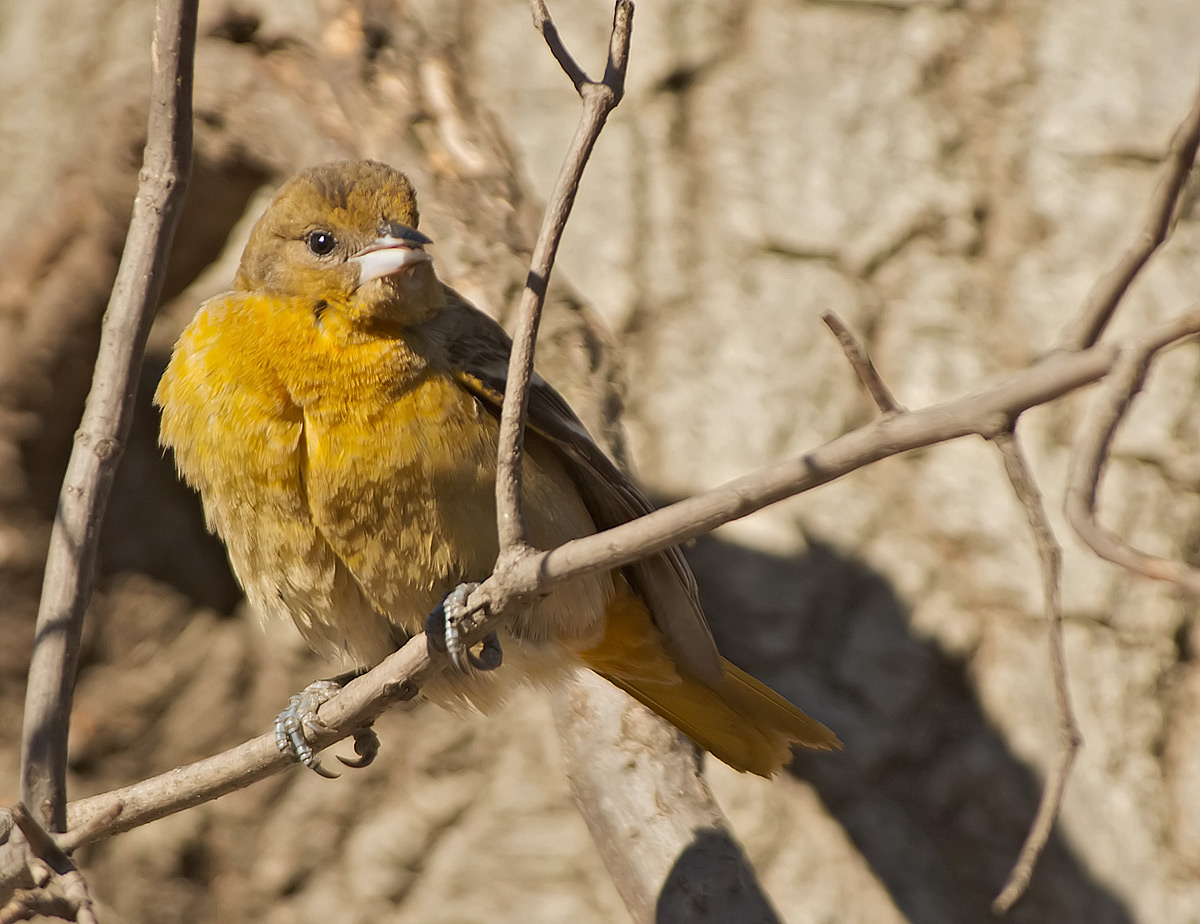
[493,0,633,558]
[990,430,1082,914]
[531,309,1200,590]
[62,639,432,844]
[19,0,196,833]
[1057,79,1200,351]
[45,306,1200,856]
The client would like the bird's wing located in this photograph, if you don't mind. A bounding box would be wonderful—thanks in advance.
[423,289,724,685]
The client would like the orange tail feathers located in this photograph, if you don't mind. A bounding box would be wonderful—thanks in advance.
[577,582,841,777]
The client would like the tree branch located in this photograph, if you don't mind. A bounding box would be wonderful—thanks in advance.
[19,0,196,832]
[821,310,904,415]
[530,314,1199,591]
[1065,324,1200,595]
[493,0,633,557]
[530,0,589,94]
[820,309,1088,913]
[35,307,1200,858]
[990,430,1082,914]
[1057,78,1200,351]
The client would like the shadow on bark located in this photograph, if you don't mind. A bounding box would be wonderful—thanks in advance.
[687,530,1133,924]
[656,827,780,924]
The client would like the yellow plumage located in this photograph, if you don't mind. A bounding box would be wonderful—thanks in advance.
[156,160,839,776]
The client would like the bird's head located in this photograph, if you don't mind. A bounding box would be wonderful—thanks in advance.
[234,160,444,328]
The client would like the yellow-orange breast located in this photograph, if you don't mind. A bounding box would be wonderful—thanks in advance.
[157,291,611,671]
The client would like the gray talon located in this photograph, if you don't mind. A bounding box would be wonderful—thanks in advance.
[275,678,371,778]
[442,582,478,671]
[425,582,502,672]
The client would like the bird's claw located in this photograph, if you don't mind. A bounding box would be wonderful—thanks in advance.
[274,679,379,778]
[338,726,380,769]
[426,582,503,672]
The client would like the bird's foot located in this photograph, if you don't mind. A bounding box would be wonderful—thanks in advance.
[425,582,503,672]
[274,675,380,778]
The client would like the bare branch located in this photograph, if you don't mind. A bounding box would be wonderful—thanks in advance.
[19,0,196,832]
[63,640,428,845]
[530,312,1200,593]
[600,1,634,89]
[990,76,1200,906]
[990,431,1082,914]
[41,307,1200,859]
[530,0,589,93]
[493,0,633,557]
[1065,323,1200,594]
[1058,79,1200,351]
[821,311,904,415]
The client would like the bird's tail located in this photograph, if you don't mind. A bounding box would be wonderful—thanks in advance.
[576,580,840,777]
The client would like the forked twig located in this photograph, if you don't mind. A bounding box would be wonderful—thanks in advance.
[990,431,1081,913]
[19,0,196,832]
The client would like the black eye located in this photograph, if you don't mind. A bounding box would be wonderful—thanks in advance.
[306,230,337,256]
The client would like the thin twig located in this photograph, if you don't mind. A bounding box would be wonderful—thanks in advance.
[54,804,123,858]
[1057,78,1200,351]
[493,0,633,559]
[37,308,1200,859]
[18,0,196,832]
[530,0,589,93]
[990,431,1082,914]
[821,311,904,414]
[1065,329,1200,594]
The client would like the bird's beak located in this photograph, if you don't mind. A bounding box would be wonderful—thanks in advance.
[352,225,433,286]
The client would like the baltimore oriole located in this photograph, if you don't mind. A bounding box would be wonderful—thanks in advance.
[155,160,839,777]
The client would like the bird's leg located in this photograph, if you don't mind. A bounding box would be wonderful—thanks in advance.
[425,582,503,672]
[274,668,381,778]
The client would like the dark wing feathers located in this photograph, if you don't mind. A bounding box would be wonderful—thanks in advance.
[424,291,724,685]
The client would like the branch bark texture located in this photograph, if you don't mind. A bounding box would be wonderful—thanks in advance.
[19,0,196,832]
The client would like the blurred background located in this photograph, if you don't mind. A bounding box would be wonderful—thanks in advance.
[2,1,1200,921]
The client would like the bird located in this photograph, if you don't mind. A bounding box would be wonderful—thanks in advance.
[155,159,840,778]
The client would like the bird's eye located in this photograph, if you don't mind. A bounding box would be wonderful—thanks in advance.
[305,230,337,256]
